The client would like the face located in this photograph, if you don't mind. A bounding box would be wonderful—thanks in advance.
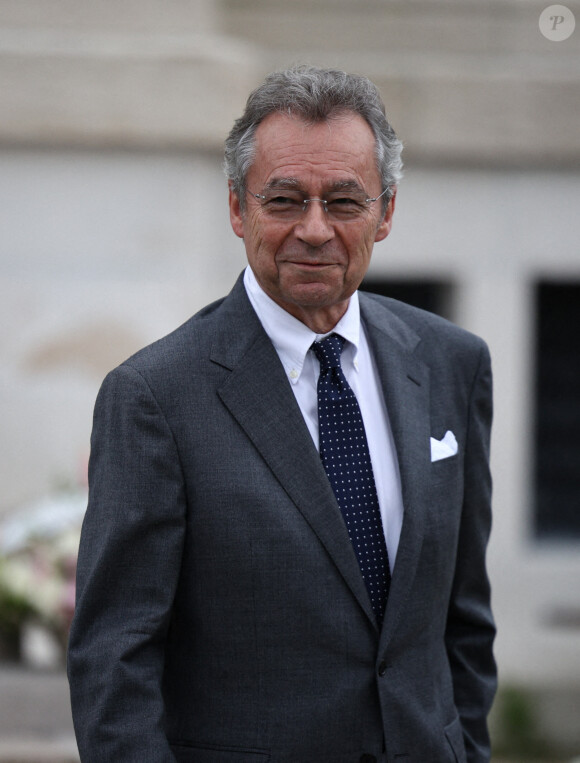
[229,111,395,333]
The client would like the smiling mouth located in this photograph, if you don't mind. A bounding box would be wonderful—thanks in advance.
[284,260,337,268]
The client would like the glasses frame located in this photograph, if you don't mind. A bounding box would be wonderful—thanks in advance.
[248,186,391,222]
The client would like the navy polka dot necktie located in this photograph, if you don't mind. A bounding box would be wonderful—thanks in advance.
[312,334,391,627]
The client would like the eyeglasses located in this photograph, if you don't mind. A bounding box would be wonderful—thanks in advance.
[248,186,390,223]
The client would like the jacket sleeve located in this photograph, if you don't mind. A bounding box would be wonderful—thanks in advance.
[67,363,185,762]
[445,341,497,762]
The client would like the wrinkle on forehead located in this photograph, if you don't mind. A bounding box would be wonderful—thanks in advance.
[250,112,380,195]
[263,177,366,195]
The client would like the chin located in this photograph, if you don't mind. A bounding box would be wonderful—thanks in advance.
[288,283,340,306]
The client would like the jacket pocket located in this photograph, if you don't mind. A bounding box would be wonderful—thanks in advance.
[443,715,467,763]
[170,741,271,762]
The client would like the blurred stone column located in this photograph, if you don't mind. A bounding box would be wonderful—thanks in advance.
[0,0,260,149]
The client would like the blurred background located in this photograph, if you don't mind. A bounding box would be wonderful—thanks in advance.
[0,1,579,760]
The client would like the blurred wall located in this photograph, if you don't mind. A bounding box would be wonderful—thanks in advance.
[1,0,579,729]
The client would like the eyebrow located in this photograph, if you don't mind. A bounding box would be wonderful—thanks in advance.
[263,178,302,192]
[328,180,367,194]
[263,178,367,195]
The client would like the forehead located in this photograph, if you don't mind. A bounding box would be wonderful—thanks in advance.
[249,111,380,190]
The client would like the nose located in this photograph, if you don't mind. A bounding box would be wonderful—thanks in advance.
[294,199,335,247]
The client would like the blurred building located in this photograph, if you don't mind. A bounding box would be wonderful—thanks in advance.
[1,0,579,751]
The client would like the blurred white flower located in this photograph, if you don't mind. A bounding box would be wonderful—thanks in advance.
[0,492,86,554]
[0,490,86,656]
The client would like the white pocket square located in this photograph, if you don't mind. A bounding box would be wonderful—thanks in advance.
[430,430,458,462]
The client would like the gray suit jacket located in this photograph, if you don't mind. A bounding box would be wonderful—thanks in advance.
[68,274,496,763]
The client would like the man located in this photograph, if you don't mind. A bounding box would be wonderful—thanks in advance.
[68,66,496,762]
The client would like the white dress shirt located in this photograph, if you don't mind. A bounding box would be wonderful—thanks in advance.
[244,266,403,570]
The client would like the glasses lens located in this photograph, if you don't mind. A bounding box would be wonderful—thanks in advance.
[255,190,371,223]
[325,197,368,222]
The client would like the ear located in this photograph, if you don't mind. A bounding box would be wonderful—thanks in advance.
[374,189,396,243]
[229,182,245,239]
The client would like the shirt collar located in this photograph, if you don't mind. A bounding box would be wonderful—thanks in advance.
[243,265,361,384]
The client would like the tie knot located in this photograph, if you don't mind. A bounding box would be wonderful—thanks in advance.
[311,334,345,372]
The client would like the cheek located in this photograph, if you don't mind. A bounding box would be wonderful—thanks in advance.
[252,222,291,260]
[244,221,284,276]
[344,231,374,270]
[244,216,267,255]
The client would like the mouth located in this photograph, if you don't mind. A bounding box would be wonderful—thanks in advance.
[283,260,337,269]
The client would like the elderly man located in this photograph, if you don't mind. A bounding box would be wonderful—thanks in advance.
[68,66,496,763]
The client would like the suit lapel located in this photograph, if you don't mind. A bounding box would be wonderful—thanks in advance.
[210,279,432,635]
[360,294,431,644]
[211,278,374,624]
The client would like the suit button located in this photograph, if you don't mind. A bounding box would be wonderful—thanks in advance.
[360,755,377,763]
[378,660,388,676]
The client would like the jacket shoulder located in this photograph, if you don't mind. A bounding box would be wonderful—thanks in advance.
[121,296,226,374]
[360,290,488,356]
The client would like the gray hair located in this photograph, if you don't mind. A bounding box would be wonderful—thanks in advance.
[224,65,403,211]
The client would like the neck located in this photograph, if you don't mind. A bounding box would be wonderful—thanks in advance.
[279,300,350,335]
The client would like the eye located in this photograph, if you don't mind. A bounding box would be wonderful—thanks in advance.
[266,195,302,207]
[326,197,367,220]
[328,197,364,208]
